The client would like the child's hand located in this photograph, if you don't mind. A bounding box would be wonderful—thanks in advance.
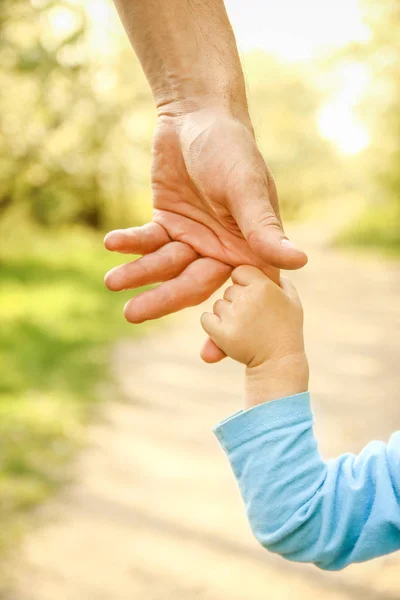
[201,266,309,407]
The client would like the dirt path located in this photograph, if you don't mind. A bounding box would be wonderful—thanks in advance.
[7,233,400,600]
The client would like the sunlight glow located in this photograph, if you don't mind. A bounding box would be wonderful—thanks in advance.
[61,0,372,156]
[225,0,372,155]
[84,0,123,58]
[318,63,371,155]
[225,0,370,61]
[47,6,79,39]
[318,106,369,155]
[49,0,124,59]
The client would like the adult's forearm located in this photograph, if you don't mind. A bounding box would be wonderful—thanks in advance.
[112,0,249,117]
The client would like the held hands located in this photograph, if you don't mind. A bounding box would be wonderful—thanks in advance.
[104,108,307,364]
[201,266,309,408]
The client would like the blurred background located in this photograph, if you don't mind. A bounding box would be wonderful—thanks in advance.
[2,0,400,598]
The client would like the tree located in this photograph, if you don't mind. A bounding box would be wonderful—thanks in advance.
[244,52,347,220]
[0,0,153,229]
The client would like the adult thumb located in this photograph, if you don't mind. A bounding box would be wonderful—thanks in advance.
[231,176,308,270]
[200,337,226,363]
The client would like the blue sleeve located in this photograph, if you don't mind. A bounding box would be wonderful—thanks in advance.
[213,392,400,570]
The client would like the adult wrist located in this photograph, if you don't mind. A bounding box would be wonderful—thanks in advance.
[153,63,250,123]
[155,83,251,124]
[113,0,250,121]
[244,353,309,410]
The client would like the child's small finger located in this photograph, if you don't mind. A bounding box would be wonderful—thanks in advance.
[200,312,221,338]
[231,265,264,286]
[213,299,230,317]
[223,284,241,302]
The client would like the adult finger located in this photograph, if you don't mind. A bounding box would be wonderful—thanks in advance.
[228,160,308,270]
[123,258,232,323]
[200,337,227,363]
[104,242,198,291]
[104,223,170,255]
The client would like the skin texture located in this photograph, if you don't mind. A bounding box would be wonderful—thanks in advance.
[200,266,309,408]
[105,0,308,363]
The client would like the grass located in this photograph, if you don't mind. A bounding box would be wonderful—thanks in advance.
[0,225,149,560]
[337,203,400,257]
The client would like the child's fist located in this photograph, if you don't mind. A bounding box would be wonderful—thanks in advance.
[201,265,304,368]
[201,266,309,408]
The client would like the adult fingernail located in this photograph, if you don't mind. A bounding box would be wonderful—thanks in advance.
[281,238,301,252]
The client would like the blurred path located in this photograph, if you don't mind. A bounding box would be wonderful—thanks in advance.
[8,229,400,600]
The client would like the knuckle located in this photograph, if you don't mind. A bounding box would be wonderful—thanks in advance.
[225,326,241,347]
[256,208,281,230]
[213,299,223,312]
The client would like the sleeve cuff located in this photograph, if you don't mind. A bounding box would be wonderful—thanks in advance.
[213,392,312,453]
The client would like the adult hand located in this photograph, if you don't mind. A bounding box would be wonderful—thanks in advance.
[104,107,307,362]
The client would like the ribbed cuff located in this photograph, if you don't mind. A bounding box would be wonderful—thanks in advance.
[213,392,312,453]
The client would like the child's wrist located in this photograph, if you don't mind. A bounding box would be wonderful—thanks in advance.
[244,352,309,410]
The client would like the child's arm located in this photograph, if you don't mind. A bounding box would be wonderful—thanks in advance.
[201,266,400,570]
[214,392,400,570]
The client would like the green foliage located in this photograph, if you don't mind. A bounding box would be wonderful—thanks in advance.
[0,0,348,573]
[0,226,149,558]
[245,53,347,220]
[338,203,400,255]
[336,0,400,252]
[0,0,153,230]
[0,1,352,231]
[360,1,400,201]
